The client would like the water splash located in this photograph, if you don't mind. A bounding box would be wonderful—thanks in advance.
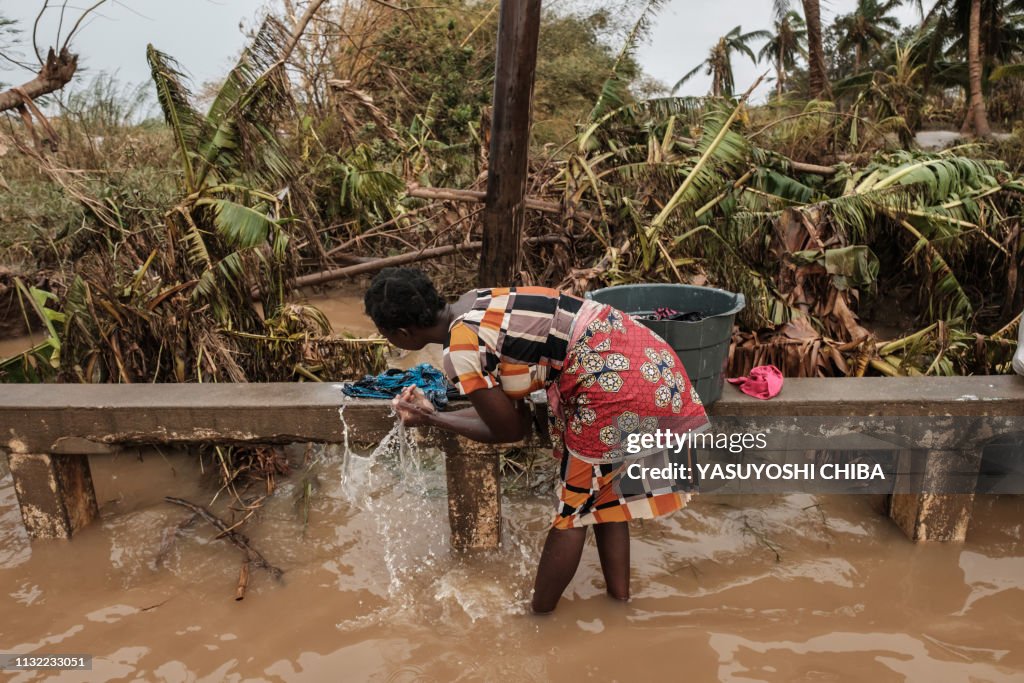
[335,403,446,600]
[333,401,537,624]
[434,566,519,621]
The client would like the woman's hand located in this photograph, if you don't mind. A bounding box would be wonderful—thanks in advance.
[392,386,436,428]
[398,385,434,411]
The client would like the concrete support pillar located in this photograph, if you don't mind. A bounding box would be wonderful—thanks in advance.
[6,452,99,539]
[443,435,502,551]
[889,450,982,542]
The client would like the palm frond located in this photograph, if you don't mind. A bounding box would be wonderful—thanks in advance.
[989,63,1024,81]
[146,45,205,191]
[898,219,974,320]
[589,75,631,122]
[196,198,276,249]
[578,96,704,152]
[206,16,289,126]
[671,63,707,94]
[649,100,752,233]
[195,17,296,189]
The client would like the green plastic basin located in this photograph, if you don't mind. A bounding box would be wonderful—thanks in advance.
[586,284,745,406]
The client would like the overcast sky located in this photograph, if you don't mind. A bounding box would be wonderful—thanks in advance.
[1,0,922,107]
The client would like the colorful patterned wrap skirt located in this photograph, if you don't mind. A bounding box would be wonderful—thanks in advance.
[547,302,709,529]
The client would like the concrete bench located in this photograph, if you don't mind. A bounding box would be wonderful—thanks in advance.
[1,377,1022,547]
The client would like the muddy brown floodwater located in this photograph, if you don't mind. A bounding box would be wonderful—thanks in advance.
[1,289,1023,681]
[0,332,42,363]
[300,291,443,370]
[1,445,1023,682]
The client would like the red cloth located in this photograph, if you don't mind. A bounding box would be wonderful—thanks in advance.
[727,365,783,400]
[546,304,709,465]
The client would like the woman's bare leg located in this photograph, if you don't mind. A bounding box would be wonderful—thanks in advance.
[531,527,587,614]
[595,521,630,600]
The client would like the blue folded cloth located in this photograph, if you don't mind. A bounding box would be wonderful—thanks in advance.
[341,363,454,409]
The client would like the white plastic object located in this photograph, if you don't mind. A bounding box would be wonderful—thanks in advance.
[1013,312,1024,376]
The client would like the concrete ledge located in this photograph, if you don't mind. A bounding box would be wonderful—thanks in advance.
[1,383,400,453]
[0,382,517,548]
[1,376,1022,544]
[3,377,1021,454]
[706,376,1024,417]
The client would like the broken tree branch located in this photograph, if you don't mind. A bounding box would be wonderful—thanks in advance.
[789,160,839,176]
[406,185,598,220]
[297,241,485,286]
[0,47,78,114]
[13,86,60,145]
[263,235,564,294]
[59,1,109,54]
[154,511,199,568]
[32,2,49,65]
[236,561,250,601]
[282,0,330,63]
[164,496,284,583]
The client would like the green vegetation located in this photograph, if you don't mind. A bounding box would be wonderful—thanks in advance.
[0,0,1021,387]
[834,0,901,75]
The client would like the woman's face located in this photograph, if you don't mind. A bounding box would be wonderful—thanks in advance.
[378,326,428,351]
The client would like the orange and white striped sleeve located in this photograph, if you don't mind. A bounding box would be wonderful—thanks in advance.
[496,362,537,399]
[443,321,498,395]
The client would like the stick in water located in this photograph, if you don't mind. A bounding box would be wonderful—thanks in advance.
[236,561,250,601]
[164,497,284,586]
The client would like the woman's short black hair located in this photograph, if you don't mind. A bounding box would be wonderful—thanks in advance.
[364,267,446,332]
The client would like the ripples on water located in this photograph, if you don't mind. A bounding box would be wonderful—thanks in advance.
[1,410,1023,681]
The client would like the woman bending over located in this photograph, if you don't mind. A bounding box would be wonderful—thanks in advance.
[364,267,707,613]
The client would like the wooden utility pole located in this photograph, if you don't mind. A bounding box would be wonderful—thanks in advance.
[477,0,542,288]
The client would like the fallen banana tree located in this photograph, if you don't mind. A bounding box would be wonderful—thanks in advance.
[533,90,1023,377]
[3,7,1021,383]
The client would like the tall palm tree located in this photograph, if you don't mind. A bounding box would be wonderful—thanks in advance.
[834,0,902,74]
[965,0,992,135]
[673,25,769,97]
[905,0,1024,135]
[759,10,807,96]
[803,0,829,95]
[775,0,829,97]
